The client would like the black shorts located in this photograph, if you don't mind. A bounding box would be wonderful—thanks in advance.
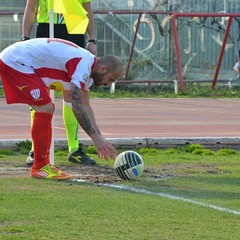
[36,23,85,48]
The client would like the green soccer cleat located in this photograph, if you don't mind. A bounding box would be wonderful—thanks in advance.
[31,164,72,180]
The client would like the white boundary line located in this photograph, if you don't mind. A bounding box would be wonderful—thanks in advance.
[74,179,240,216]
[102,183,240,216]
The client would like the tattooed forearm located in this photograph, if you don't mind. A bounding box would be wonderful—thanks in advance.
[71,83,98,137]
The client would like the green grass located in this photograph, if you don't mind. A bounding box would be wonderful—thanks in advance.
[1,73,240,239]
[90,84,240,98]
[1,82,240,98]
[1,145,240,239]
[1,179,239,240]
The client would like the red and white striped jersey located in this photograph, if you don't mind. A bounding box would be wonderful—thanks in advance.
[0,38,96,91]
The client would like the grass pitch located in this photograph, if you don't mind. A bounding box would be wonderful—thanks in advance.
[0,145,240,240]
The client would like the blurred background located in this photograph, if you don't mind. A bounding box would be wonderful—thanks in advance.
[0,0,240,83]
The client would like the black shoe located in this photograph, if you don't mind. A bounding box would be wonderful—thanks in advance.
[26,150,34,166]
[68,145,96,165]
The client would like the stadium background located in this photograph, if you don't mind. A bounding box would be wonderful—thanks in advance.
[0,0,240,83]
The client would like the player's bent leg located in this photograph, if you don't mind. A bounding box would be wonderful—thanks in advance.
[26,103,54,166]
[32,102,55,114]
[30,105,50,165]
[30,103,72,180]
[0,62,70,178]
[30,106,53,171]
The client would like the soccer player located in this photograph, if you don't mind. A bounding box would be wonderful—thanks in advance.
[22,0,97,166]
[0,38,122,180]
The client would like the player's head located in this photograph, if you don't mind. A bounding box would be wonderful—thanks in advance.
[91,55,122,86]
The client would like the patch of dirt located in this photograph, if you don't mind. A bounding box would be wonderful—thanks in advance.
[0,162,221,183]
[0,166,30,177]
[61,164,122,183]
[0,163,122,183]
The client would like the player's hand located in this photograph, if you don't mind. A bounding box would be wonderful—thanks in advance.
[93,136,118,160]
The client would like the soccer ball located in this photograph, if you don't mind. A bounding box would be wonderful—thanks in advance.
[114,151,144,180]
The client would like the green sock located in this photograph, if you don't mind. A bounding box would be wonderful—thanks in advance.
[30,107,35,151]
[63,101,79,153]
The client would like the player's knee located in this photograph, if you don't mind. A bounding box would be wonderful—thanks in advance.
[51,102,55,113]
[45,102,55,114]
[31,102,55,114]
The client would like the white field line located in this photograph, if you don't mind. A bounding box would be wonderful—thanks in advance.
[103,183,240,216]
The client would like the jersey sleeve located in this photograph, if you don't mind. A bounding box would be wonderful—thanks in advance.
[71,56,95,91]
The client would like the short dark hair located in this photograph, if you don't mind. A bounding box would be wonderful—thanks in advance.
[98,55,122,72]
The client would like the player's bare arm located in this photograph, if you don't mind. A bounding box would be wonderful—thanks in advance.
[80,89,101,134]
[71,83,100,137]
[71,83,118,160]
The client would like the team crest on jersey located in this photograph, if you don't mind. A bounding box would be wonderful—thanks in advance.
[83,74,90,83]
[84,74,93,86]
[79,74,91,90]
[30,89,40,99]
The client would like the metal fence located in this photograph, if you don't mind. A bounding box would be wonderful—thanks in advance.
[2,0,240,12]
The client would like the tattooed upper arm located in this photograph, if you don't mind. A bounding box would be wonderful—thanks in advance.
[70,83,96,136]
[71,83,83,105]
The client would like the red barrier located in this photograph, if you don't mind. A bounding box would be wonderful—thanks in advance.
[171,12,240,93]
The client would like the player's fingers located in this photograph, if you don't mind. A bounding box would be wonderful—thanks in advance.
[97,147,108,160]
[105,145,118,159]
[98,148,104,159]
[98,147,113,160]
[97,142,118,160]
[107,142,118,156]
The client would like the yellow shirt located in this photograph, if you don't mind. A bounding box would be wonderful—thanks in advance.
[37,0,91,24]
